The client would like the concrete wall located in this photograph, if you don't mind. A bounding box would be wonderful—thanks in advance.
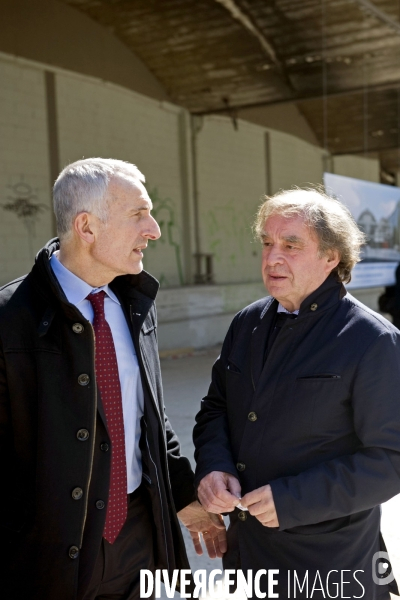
[157,282,267,351]
[56,71,187,287]
[0,49,335,291]
[156,284,390,352]
[195,116,266,284]
[269,129,327,193]
[0,59,54,283]
[331,154,380,183]
[0,2,392,350]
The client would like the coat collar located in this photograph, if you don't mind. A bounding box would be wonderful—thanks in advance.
[49,252,121,307]
[259,273,346,321]
[32,238,159,334]
[296,273,346,317]
[251,274,346,389]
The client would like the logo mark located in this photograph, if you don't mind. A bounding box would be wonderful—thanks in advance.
[372,551,395,586]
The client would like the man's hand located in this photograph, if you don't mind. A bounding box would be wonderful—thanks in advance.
[197,471,241,513]
[177,501,227,558]
[240,484,279,527]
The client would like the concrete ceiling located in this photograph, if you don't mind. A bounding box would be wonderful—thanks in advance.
[62,0,400,175]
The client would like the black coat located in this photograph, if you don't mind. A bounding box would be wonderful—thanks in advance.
[0,239,195,600]
[194,275,400,599]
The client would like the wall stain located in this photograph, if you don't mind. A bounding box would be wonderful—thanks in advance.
[1,179,48,259]
[148,187,184,286]
[205,200,254,265]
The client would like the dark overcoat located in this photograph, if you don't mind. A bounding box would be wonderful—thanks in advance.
[0,239,195,600]
[194,275,400,599]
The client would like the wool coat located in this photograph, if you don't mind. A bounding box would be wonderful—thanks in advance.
[194,275,400,599]
[0,239,195,600]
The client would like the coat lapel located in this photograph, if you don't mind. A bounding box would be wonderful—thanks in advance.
[250,298,277,390]
[111,281,162,421]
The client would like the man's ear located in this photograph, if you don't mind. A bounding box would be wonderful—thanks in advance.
[73,212,96,244]
[326,249,340,273]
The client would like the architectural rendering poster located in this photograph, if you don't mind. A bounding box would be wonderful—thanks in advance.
[324,172,400,289]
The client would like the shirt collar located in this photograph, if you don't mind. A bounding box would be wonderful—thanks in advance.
[49,252,120,306]
[277,303,299,315]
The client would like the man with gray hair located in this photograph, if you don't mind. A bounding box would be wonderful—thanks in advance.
[194,188,400,599]
[0,158,226,600]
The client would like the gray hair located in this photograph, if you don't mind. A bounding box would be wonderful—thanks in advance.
[53,158,145,239]
[253,188,366,283]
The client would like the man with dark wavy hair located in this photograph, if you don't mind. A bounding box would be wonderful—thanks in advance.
[194,188,400,600]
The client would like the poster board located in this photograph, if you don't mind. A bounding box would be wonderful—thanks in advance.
[323,173,400,289]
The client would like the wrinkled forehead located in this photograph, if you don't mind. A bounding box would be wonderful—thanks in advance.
[108,173,145,193]
[106,175,152,205]
[262,213,311,238]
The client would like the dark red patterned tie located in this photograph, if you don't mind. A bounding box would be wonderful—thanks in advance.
[87,291,127,544]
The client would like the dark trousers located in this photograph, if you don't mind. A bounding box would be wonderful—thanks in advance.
[81,487,155,600]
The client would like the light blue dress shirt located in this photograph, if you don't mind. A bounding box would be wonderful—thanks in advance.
[50,252,144,493]
[277,303,299,315]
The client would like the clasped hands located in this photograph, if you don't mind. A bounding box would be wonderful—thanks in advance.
[177,470,278,559]
[196,470,279,528]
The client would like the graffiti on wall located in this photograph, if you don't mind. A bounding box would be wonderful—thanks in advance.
[1,180,48,258]
[147,187,184,286]
[142,189,258,285]
[205,199,257,269]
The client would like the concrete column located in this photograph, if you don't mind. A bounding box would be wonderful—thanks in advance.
[178,110,197,285]
[44,70,60,237]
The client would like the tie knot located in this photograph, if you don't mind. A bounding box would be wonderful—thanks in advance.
[87,290,107,317]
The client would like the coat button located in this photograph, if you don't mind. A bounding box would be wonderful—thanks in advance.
[236,462,246,472]
[69,546,79,559]
[78,374,90,386]
[96,500,105,510]
[248,412,258,422]
[72,323,84,334]
[238,511,247,521]
[100,443,109,452]
[77,429,89,441]
[71,487,83,500]
[310,303,318,311]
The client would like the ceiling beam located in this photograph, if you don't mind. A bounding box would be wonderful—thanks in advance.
[332,143,400,156]
[350,0,400,35]
[213,0,293,90]
[192,78,400,115]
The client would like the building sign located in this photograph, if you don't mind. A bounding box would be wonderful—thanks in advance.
[324,173,400,289]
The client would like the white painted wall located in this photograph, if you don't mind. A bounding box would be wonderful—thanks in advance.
[0,51,391,350]
[56,72,185,287]
[0,51,353,292]
[269,129,327,193]
[332,155,380,183]
[0,59,53,283]
[196,116,266,284]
